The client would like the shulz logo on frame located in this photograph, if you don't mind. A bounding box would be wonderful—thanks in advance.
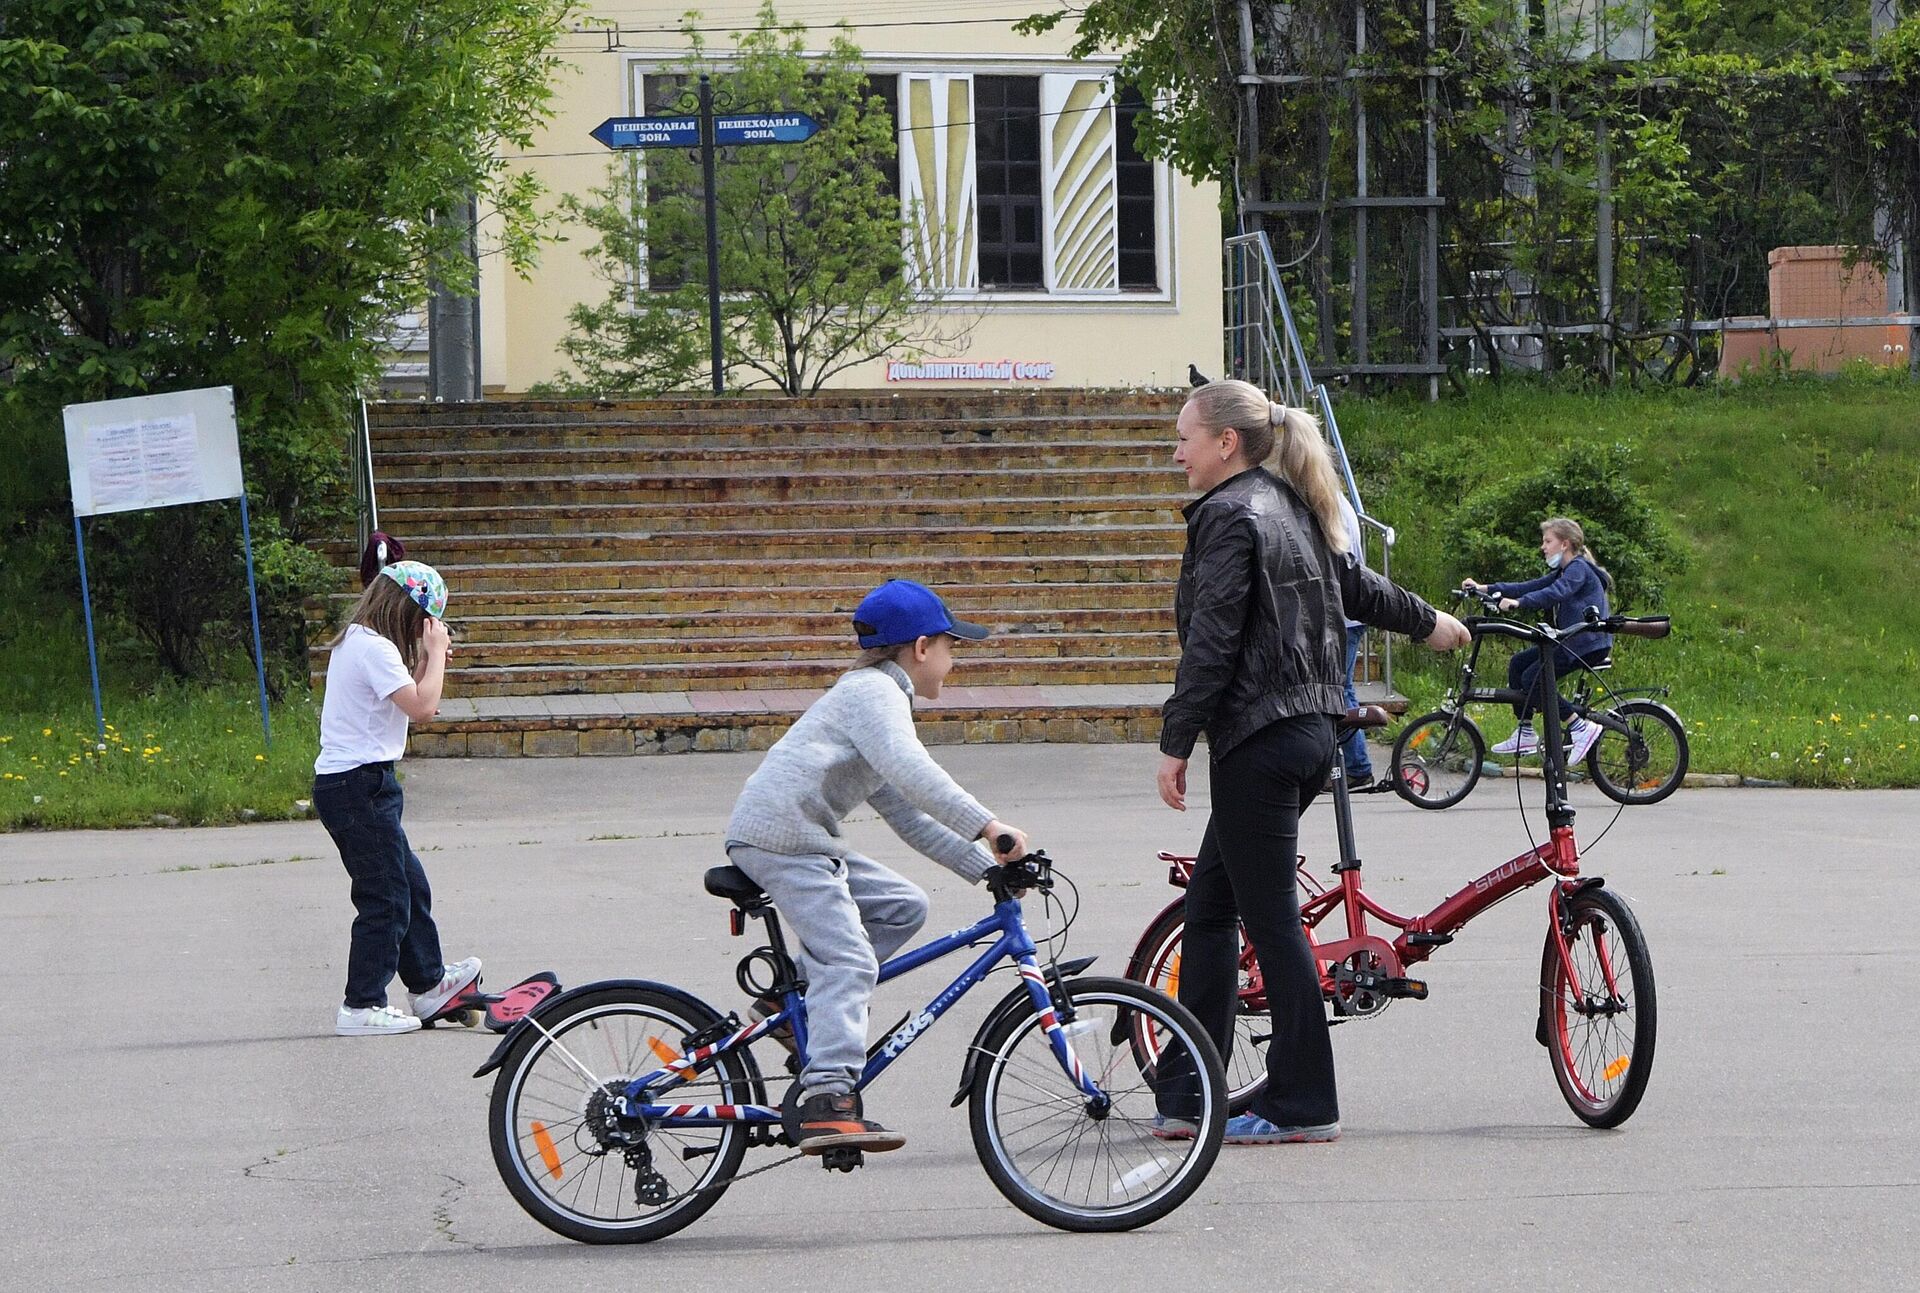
[885,360,1056,382]
[1472,856,1529,894]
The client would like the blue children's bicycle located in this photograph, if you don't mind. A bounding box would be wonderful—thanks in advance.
[475,848,1228,1241]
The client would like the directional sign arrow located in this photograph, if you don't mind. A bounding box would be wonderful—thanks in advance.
[710,112,822,146]
[589,115,701,150]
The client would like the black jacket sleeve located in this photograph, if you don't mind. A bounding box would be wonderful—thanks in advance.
[1160,507,1256,759]
[1334,548,1439,643]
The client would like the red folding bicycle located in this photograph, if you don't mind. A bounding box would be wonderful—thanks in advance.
[1127,610,1657,1129]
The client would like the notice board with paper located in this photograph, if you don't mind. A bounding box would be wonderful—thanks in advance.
[63,386,244,517]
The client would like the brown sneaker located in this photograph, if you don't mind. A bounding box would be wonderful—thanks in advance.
[795,1091,906,1154]
[746,994,797,1056]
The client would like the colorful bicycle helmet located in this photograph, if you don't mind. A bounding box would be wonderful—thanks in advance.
[380,560,447,620]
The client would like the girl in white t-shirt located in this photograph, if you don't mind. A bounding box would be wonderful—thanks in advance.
[314,561,480,1036]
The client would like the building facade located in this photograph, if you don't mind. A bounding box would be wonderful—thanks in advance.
[472,3,1224,393]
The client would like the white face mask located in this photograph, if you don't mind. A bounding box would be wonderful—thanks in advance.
[1546,551,1564,569]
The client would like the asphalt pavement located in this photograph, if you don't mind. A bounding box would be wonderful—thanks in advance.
[4,745,1916,1292]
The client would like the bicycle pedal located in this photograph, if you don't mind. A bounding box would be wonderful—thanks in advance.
[819,1147,865,1173]
[1383,977,1429,1000]
[1405,932,1453,948]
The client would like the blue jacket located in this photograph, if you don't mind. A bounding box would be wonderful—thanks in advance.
[1492,558,1612,655]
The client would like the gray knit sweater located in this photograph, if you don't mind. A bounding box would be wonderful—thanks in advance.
[724,661,997,882]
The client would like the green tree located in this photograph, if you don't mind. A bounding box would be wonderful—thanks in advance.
[550,4,963,396]
[0,0,571,677]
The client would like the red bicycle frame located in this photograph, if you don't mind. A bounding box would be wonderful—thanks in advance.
[1156,822,1588,1002]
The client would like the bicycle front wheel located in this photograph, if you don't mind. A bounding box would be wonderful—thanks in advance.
[969,977,1225,1232]
[1125,905,1268,1113]
[1540,888,1657,1128]
[488,985,758,1244]
[1391,710,1485,809]
[1586,700,1689,805]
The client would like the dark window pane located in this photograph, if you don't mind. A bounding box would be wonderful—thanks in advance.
[975,76,1044,289]
[1114,85,1158,290]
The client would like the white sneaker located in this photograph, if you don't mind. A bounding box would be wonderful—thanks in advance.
[1566,718,1602,764]
[337,1004,422,1036]
[1491,724,1538,756]
[409,957,483,1020]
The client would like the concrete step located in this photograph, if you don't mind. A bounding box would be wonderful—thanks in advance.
[396,605,1176,644]
[357,554,1183,594]
[310,581,1178,623]
[375,494,1182,537]
[367,390,1184,429]
[370,413,1171,453]
[374,439,1167,479]
[373,466,1178,507]
[320,523,1183,567]
[340,629,1175,672]
[422,654,1179,696]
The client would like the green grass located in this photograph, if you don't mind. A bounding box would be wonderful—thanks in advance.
[1342,376,1920,787]
[0,544,320,830]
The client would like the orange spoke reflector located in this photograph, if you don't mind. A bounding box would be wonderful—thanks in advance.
[648,1037,683,1064]
[1410,730,1430,750]
[530,1121,563,1180]
[1603,1056,1631,1082]
[1166,953,1182,997]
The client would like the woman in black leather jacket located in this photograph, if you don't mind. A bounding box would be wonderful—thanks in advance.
[1154,379,1468,1145]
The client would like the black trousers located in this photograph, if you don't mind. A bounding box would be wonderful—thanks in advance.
[313,762,444,1008]
[1178,713,1339,1127]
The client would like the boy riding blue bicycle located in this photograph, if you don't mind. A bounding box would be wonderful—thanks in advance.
[723,579,1029,1154]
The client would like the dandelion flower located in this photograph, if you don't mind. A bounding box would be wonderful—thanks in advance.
[255,754,267,762]
[41,728,51,737]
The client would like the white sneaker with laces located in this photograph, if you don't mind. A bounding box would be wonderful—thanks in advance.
[1491,724,1539,756]
[337,1004,422,1036]
[409,957,483,1021]
[1566,718,1603,764]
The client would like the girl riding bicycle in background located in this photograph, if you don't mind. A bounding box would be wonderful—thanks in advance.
[1463,516,1614,763]
[723,578,1030,1157]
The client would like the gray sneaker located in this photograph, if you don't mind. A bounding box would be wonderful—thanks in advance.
[1222,1114,1341,1144]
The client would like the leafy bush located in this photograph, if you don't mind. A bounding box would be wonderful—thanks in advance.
[1444,442,1688,607]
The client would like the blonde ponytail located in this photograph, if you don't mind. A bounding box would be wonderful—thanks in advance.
[1180,378,1352,555]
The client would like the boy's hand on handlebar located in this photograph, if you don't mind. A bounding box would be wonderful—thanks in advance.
[981,821,1028,862]
[1422,611,1471,651]
[1157,755,1188,811]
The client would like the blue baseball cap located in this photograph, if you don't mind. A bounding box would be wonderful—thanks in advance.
[853,580,989,648]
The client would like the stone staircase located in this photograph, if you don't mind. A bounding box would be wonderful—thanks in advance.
[314,390,1219,756]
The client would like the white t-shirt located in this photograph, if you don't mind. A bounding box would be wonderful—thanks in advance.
[315,624,417,774]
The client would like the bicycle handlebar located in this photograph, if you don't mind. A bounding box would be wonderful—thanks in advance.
[1455,589,1672,644]
[985,846,1053,902]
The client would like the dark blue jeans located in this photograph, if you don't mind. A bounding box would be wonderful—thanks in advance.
[1507,643,1610,721]
[1340,625,1373,778]
[313,763,443,1008]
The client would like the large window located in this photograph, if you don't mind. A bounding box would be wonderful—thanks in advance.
[973,76,1045,291]
[1115,87,1159,291]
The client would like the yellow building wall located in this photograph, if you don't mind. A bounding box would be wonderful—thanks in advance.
[482,3,1223,393]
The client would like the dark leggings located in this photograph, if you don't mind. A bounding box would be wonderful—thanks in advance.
[1508,644,1609,721]
[1170,713,1339,1128]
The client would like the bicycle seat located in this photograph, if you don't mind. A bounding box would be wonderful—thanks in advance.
[704,865,770,909]
[1338,704,1391,733]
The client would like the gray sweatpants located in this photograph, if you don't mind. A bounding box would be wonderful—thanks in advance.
[726,842,930,1097]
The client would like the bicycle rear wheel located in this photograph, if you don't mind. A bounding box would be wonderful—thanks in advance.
[1125,906,1268,1113]
[488,985,758,1243]
[1586,700,1689,806]
[969,977,1225,1232]
[1391,710,1485,809]
[1540,888,1657,1128]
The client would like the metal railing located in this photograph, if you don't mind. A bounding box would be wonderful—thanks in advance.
[1224,231,1396,697]
[350,396,380,559]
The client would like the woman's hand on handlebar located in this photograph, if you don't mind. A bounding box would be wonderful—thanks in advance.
[982,820,1029,862]
[1497,596,1519,612]
[1460,578,1484,592]
[1422,610,1472,651]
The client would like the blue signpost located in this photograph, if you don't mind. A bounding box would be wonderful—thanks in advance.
[590,78,822,393]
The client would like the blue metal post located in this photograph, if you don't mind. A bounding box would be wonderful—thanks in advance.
[72,515,108,749]
[237,493,273,749]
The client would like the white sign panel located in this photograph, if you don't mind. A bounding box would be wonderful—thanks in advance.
[63,387,244,517]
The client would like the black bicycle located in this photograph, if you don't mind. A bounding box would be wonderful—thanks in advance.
[1390,589,1688,810]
